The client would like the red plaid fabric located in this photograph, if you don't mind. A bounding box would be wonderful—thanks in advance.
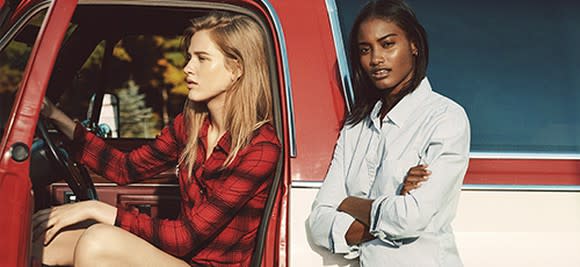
[71,114,281,266]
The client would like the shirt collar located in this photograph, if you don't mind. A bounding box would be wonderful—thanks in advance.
[198,117,231,154]
[369,101,383,130]
[369,77,432,129]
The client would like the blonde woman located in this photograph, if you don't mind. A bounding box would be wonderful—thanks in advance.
[33,11,280,266]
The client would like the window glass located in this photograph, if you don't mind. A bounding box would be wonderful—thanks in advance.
[333,0,579,154]
[0,10,46,139]
[61,34,187,138]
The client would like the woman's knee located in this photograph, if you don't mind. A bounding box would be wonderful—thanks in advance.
[74,223,119,264]
[33,228,84,266]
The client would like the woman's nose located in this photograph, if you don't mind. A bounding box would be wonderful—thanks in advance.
[370,52,384,66]
[183,60,195,74]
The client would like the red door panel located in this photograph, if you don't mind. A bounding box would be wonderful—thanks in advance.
[0,0,77,266]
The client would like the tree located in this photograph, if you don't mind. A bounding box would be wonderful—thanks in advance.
[116,79,160,138]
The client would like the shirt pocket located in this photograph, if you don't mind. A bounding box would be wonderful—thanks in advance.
[369,156,420,198]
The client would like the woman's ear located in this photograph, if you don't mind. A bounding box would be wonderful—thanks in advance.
[411,43,418,56]
[231,59,243,82]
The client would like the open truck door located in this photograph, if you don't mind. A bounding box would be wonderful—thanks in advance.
[0,0,77,266]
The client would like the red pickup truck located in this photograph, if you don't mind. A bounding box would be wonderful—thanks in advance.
[1,0,578,266]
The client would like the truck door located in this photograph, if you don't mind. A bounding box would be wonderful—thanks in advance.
[0,0,77,266]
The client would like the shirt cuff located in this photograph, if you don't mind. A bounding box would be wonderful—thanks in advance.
[369,195,401,247]
[331,211,355,254]
[114,205,138,231]
[63,121,89,161]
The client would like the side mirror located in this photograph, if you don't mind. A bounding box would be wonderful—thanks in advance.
[87,93,119,138]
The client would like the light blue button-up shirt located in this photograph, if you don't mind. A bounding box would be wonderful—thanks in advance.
[308,78,470,267]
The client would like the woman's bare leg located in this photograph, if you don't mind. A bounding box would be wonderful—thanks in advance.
[32,227,85,266]
[73,223,189,267]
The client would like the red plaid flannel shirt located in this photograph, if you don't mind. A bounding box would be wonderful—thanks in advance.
[71,114,281,266]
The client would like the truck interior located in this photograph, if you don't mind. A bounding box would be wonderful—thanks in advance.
[0,2,286,266]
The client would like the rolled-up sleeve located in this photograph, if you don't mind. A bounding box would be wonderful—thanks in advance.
[369,106,470,241]
[70,114,185,185]
[308,127,354,253]
[330,212,356,253]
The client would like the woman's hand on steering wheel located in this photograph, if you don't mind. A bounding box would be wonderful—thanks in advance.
[37,97,98,200]
[40,98,76,140]
[40,98,57,120]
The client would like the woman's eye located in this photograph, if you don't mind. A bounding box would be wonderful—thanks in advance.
[382,41,395,48]
[359,47,370,54]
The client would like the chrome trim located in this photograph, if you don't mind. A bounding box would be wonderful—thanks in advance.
[291,180,580,192]
[52,182,179,187]
[57,182,580,192]
[260,0,296,157]
[461,184,580,192]
[325,0,354,111]
[79,0,231,9]
[292,181,323,189]
[470,152,580,160]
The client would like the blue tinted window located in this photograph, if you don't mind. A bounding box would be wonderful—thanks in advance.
[333,0,579,154]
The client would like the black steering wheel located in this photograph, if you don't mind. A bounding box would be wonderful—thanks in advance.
[35,118,98,201]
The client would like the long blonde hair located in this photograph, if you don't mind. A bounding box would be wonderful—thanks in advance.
[179,11,272,176]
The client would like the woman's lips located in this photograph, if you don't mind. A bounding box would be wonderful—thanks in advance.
[371,68,390,79]
[186,79,198,89]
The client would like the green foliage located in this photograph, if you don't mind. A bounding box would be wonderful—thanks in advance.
[0,17,187,138]
[72,35,186,137]
[116,80,160,138]
[0,41,31,93]
[0,11,46,94]
[81,42,105,70]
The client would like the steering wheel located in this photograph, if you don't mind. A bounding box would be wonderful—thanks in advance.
[36,118,98,201]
